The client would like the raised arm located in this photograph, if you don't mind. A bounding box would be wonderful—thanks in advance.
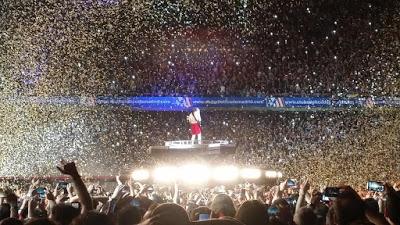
[19,179,39,216]
[6,192,19,218]
[173,182,180,204]
[383,183,400,225]
[272,180,287,202]
[295,179,310,213]
[57,160,93,213]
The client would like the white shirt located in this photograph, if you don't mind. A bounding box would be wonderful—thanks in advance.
[188,110,201,124]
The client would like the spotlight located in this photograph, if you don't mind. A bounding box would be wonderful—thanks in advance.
[212,166,239,182]
[265,170,278,178]
[153,166,178,183]
[240,168,262,180]
[179,164,210,184]
[131,169,150,181]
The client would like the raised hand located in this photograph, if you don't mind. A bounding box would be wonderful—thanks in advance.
[265,190,273,205]
[46,191,55,201]
[135,182,144,190]
[110,182,126,200]
[31,178,40,188]
[56,159,93,212]
[53,183,61,199]
[300,179,310,195]
[87,184,95,194]
[55,193,65,204]
[279,179,288,191]
[67,183,74,196]
[5,192,18,207]
[116,175,123,185]
[57,160,80,178]
[27,178,40,197]
[127,179,133,188]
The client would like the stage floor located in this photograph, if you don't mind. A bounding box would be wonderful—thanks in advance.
[149,140,236,156]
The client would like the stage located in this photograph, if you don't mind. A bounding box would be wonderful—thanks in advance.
[149,140,236,157]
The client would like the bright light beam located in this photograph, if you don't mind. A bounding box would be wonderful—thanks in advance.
[179,164,210,184]
[265,170,278,178]
[240,168,262,179]
[131,169,150,181]
[212,165,239,182]
[153,166,178,183]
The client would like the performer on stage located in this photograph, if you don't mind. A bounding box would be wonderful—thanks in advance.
[187,107,202,143]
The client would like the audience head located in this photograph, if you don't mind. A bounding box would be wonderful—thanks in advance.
[293,207,317,225]
[271,198,293,225]
[235,200,268,225]
[0,218,23,225]
[145,203,190,225]
[363,198,379,214]
[25,218,58,225]
[192,217,245,225]
[210,194,236,219]
[117,206,142,225]
[0,203,11,221]
[310,190,323,206]
[143,203,159,221]
[385,184,400,225]
[71,211,115,225]
[312,203,329,225]
[330,186,366,225]
[50,204,80,225]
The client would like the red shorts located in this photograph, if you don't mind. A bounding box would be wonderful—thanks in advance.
[191,123,202,135]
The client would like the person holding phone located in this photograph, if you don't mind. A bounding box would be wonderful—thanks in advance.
[190,206,211,221]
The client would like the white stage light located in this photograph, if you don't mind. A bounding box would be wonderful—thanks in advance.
[179,164,210,184]
[153,166,178,183]
[131,169,150,181]
[212,166,239,182]
[240,168,262,179]
[265,170,278,178]
[277,171,283,178]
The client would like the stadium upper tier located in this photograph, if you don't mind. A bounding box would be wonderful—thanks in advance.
[1,1,399,97]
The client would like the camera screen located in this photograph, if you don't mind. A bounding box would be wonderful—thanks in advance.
[198,214,210,221]
[287,179,296,187]
[323,187,340,197]
[267,206,279,216]
[71,202,80,209]
[36,187,46,198]
[367,181,384,192]
[322,195,330,202]
[130,199,141,207]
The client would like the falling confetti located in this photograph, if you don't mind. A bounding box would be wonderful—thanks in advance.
[0,0,399,185]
